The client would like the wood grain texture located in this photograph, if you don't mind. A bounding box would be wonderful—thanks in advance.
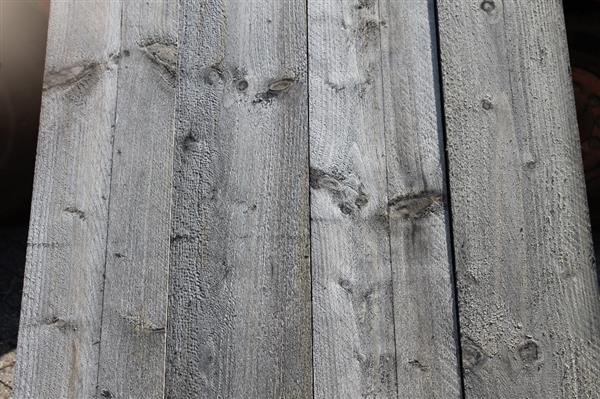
[379,1,461,397]
[13,1,121,398]
[437,0,600,397]
[308,0,396,396]
[95,1,178,398]
[166,0,312,398]
[309,0,459,397]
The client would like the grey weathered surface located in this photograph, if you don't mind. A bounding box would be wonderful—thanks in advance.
[166,0,312,398]
[438,0,600,397]
[308,0,396,396]
[379,1,461,397]
[13,1,121,398]
[309,0,459,397]
[95,1,178,398]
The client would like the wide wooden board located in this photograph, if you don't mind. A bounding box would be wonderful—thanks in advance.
[14,2,121,398]
[437,0,600,397]
[166,1,312,398]
[95,1,178,398]
[309,0,460,397]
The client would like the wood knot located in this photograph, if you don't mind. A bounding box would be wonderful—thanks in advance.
[480,0,495,12]
[253,77,296,104]
[310,167,369,216]
[236,79,249,91]
[518,339,540,363]
[462,340,486,371]
[408,359,429,372]
[388,191,442,219]
[63,206,86,220]
[43,62,101,92]
[140,40,178,79]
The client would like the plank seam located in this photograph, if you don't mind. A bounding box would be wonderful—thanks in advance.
[375,1,400,396]
[305,0,316,397]
[432,0,466,397]
[94,2,125,397]
[162,4,182,398]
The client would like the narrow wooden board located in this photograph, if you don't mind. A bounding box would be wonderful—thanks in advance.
[166,1,312,398]
[308,0,396,395]
[95,1,178,398]
[13,1,121,398]
[379,1,461,397]
[437,0,600,397]
[309,0,460,397]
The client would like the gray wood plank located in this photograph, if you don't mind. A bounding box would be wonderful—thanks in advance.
[166,0,312,398]
[437,0,600,397]
[309,0,460,397]
[308,0,396,396]
[13,1,122,398]
[95,1,178,398]
[379,1,461,397]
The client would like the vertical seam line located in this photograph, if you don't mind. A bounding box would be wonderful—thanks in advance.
[432,0,466,397]
[375,0,400,396]
[305,0,316,398]
[94,1,125,396]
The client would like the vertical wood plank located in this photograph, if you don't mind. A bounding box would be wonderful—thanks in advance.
[13,2,121,398]
[95,1,178,398]
[437,0,600,397]
[308,0,396,396]
[166,0,312,398]
[309,0,460,397]
[379,1,461,397]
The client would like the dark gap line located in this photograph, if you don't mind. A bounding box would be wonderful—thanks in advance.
[94,1,126,395]
[431,0,466,397]
[374,0,401,396]
[304,0,316,398]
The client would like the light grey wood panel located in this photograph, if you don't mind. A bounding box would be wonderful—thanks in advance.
[166,0,312,398]
[309,0,460,398]
[95,1,178,398]
[13,1,122,398]
[308,0,395,396]
[437,0,600,397]
[378,1,461,397]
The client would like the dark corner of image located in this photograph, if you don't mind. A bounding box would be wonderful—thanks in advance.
[563,0,600,256]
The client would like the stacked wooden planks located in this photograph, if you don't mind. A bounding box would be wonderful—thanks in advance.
[13,0,600,398]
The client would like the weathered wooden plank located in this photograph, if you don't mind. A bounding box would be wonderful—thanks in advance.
[437,0,600,397]
[379,1,461,397]
[309,0,460,397]
[95,1,178,398]
[13,1,121,398]
[308,0,396,396]
[166,0,312,398]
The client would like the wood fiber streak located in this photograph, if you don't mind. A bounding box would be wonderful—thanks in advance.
[437,0,600,397]
[95,1,178,398]
[166,0,311,398]
[13,2,121,398]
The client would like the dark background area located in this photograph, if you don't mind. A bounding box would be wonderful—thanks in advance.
[564,0,600,255]
[0,3,48,393]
